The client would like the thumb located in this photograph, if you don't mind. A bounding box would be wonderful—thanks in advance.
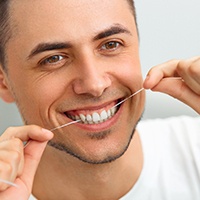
[20,140,49,192]
[150,78,200,113]
[19,128,53,192]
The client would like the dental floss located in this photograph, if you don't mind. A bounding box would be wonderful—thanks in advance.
[0,77,183,188]
[44,78,184,131]
[50,87,145,131]
[0,179,18,188]
[50,120,81,131]
[111,88,144,109]
[49,77,183,130]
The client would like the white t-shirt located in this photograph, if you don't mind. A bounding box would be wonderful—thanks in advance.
[30,116,200,200]
[121,115,200,200]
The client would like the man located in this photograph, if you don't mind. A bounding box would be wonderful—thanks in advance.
[0,0,199,199]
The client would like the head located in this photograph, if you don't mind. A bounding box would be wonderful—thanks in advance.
[0,0,145,164]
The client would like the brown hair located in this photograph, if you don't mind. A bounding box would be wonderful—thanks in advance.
[0,0,11,70]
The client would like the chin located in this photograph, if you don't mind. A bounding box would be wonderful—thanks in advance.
[48,124,137,165]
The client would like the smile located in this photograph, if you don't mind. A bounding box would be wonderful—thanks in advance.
[65,100,121,125]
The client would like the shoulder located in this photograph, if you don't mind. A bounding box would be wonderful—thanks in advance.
[137,115,200,156]
[138,115,200,136]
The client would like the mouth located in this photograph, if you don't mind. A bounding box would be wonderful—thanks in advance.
[64,99,122,125]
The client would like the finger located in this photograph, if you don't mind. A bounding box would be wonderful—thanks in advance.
[0,137,23,152]
[1,125,53,143]
[143,59,180,89]
[151,78,200,113]
[176,57,200,94]
[0,160,14,191]
[0,149,24,179]
[0,160,17,190]
[143,57,200,90]
[0,138,24,175]
[0,139,24,190]
[20,140,48,192]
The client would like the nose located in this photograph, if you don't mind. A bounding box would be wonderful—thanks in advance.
[72,60,112,97]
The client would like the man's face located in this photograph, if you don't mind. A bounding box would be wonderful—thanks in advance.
[4,0,145,163]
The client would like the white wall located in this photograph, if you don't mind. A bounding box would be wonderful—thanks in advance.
[135,0,199,119]
[0,100,22,133]
[0,0,199,134]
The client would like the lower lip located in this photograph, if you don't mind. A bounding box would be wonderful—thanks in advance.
[69,104,124,132]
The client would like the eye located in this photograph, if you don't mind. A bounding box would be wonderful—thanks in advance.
[41,55,64,65]
[101,41,121,51]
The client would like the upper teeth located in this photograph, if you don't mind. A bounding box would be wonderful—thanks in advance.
[70,106,118,124]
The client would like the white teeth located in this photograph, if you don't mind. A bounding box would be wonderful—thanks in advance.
[107,109,111,119]
[86,114,92,124]
[100,110,108,121]
[92,112,100,123]
[79,114,86,122]
[111,107,117,115]
[70,106,118,124]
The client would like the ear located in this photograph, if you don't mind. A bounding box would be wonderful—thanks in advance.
[0,66,15,103]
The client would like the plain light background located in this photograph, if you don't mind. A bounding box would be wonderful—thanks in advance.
[0,0,199,134]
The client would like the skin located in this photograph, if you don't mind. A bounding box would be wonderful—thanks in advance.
[144,57,200,113]
[0,0,144,199]
[0,0,200,199]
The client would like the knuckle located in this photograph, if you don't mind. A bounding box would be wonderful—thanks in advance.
[0,162,13,176]
[10,150,21,163]
[29,124,42,133]
[166,59,180,68]
[0,127,17,140]
[188,63,199,76]
[176,60,189,76]
[5,127,16,134]
[11,138,23,148]
[5,162,13,175]
[27,124,42,135]
[177,60,185,70]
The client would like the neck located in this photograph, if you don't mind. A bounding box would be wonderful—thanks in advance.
[33,131,143,200]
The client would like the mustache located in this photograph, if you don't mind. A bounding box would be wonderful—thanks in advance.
[57,88,129,111]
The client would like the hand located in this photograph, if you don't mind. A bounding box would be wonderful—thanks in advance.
[0,125,53,200]
[143,56,200,113]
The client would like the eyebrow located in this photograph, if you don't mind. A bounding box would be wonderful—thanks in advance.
[27,42,72,60]
[27,24,132,60]
[93,24,132,41]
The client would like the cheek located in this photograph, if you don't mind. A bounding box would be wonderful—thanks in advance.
[9,74,66,125]
[110,57,143,89]
[8,71,59,116]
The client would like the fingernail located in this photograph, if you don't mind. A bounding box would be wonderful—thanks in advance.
[42,128,53,136]
[145,75,150,81]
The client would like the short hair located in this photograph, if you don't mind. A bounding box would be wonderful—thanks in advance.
[127,0,137,17]
[0,0,11,70]
[0,0,137,70]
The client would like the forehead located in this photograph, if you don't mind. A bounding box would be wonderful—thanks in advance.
[9,0,134,34]
[7,0,136,58]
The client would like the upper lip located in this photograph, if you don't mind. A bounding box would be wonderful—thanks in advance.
[62,97,123,114]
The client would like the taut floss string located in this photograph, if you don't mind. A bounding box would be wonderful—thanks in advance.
[0,87,144,188]
[50,87,145,131]
[0,77,182,188]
